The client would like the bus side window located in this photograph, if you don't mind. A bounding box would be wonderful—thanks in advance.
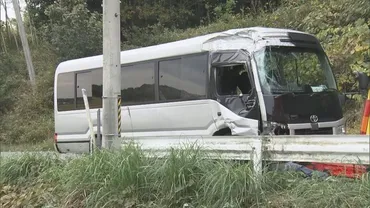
[57,69,103,111]
[91,69,103,108]
[57,72,75,111]
[237,71,252,94]
[159,58,182,100]
[216,64,252,96]
[121,62,155,105]
[76,71,92,110]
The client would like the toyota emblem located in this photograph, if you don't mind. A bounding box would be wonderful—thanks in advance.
[310,115,319,123]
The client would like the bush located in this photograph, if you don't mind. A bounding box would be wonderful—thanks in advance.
[0,44,57,144]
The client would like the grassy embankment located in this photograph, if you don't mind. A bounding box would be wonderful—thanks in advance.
[1,145,369,208]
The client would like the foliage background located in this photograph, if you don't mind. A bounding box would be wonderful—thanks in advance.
[0,0,369,144]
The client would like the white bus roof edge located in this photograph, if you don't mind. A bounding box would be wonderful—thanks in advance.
[55,27,311,74]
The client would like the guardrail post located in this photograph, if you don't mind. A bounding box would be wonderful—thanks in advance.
[82,88,96,154]
[97,109,102,149]
[252,137,263,177]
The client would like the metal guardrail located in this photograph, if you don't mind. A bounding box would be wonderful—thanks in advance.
[121,135,370,174]
[79,95,370,175]
[264,135,369,164]
[2,135,367,177]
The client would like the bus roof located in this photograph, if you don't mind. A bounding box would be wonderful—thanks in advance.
[55,27,310,74]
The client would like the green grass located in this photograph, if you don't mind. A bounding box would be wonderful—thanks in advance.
[1,145,369,208]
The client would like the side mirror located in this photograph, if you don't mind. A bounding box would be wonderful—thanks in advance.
[354,71,369,90]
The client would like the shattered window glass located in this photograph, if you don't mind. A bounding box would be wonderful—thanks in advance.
[254,46,336,94]
[216,64,252,96]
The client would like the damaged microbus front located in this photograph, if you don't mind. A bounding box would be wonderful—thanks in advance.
[210,31,345,136]
[252,33,344,135]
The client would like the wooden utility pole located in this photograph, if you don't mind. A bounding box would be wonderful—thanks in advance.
[12,0,35,86]
[102,0,121,149]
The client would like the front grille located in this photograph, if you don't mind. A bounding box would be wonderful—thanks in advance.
[295,127,333,135]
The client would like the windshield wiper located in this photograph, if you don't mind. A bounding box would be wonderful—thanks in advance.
[274,91,296,97]
[322,88,337,92]
[310,87,338,96]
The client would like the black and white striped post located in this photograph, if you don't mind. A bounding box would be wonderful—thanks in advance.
[118,95,122,138]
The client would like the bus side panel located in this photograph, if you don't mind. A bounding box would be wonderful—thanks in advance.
[128,100,218,137]
[55,110,91,153]
[55,107,132,153]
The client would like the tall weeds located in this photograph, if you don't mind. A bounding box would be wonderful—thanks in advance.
[1,145,369,208]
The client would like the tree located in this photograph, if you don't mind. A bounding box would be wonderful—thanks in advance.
[41,0,103,61]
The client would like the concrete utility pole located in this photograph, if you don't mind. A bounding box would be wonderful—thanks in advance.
[102,0,121,149]
[12,0,36,86]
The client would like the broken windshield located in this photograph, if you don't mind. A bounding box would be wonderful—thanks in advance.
[254,46,337,95]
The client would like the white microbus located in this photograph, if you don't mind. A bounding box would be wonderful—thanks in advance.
[54,27,346,153]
